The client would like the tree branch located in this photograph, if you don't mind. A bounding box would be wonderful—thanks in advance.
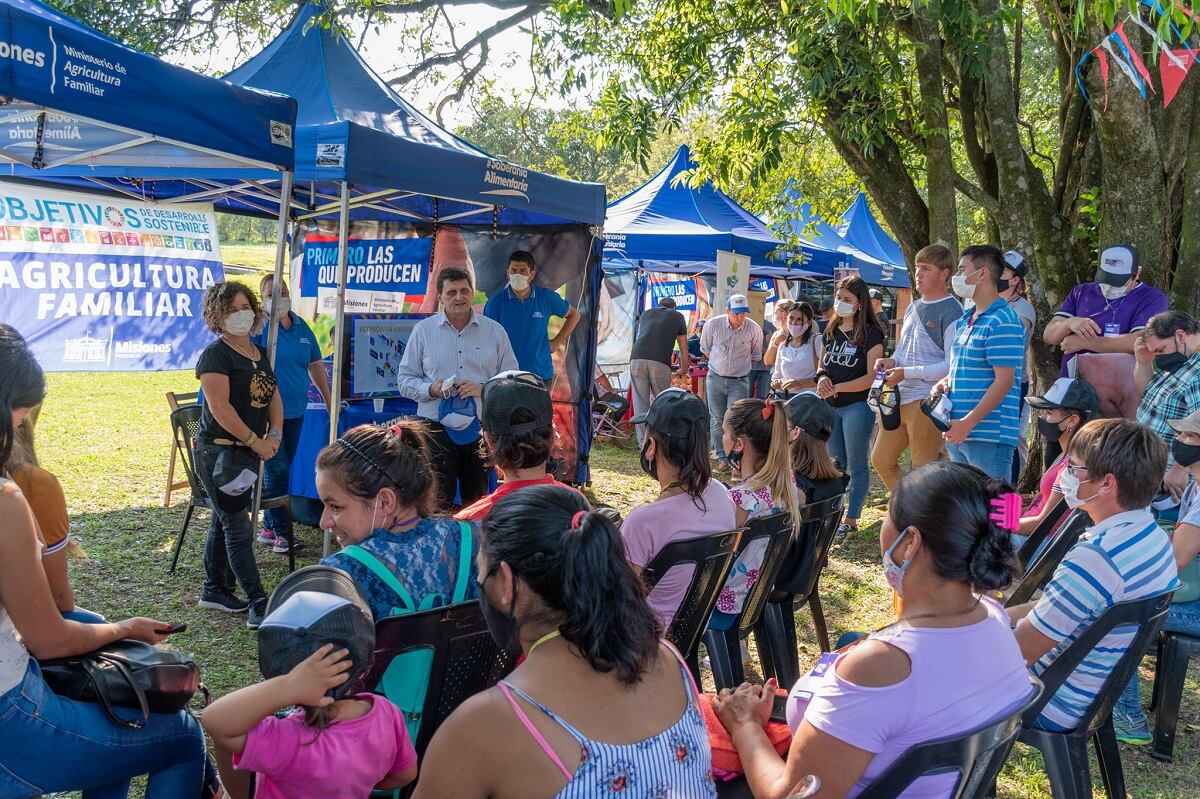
[954,170,1000,214]
[388,5,538,86]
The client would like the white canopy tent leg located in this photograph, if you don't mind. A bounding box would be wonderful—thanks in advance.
[324,181,351,557]
[250,171,294,544]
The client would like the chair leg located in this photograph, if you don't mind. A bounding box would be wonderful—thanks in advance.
[703,628,743,691]
[165,444,178,507]
[1093,718,1126,799]
[755,601,800,689]
[282,500,296,574]
[808,592,831,653]
[1151,634,1189,763]
[1028,732,1092,799]
[1149,632,1164,714]
[169,502,195,574]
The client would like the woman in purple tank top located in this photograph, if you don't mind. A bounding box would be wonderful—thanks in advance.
[713,462,1032,799]
[414,484,716,799]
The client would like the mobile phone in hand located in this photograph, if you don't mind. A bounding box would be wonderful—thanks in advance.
[156,623,188,635]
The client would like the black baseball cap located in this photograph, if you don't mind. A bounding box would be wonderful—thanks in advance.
[259,566,374,701]
[785,392,836,441]
[481,371,553,435]
[1002,250,1028,278]
[1097,244,1139,286]
[1027,377,1100,416]
[629,387,708,438]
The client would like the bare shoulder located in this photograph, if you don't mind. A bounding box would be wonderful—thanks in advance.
[835,638,912,689]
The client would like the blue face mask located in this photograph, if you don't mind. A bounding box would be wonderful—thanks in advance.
[884,527,912,597]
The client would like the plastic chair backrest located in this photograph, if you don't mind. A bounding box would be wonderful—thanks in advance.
[856,679,1044,799]
[1016,496,1070,568]
[642,529,742,658]
[1021,591,1173,734]
[170,404,209,505]
[732,513,795,636]
[773,493,846,598]
[367,601,518,758]
[1005,509,1091,608]
[166,390,199,412]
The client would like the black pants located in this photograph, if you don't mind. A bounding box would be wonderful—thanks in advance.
[427,422,489,510]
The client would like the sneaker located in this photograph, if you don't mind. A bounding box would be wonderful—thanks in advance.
[833,522,857,546]
[272,535,303,555]
[1112,707,1152,745]
[198,590,249,613]
[256,528,276,545]
[247,600,268,630]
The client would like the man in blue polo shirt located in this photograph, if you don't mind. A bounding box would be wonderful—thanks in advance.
[931,244,1024,479]
[484,250,581,381]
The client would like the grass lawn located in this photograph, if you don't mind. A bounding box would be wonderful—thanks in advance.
[31,370,1200,798]
[221,244,278,273]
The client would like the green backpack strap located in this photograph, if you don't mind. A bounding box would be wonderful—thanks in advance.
[339,545,416,614]
[452,521,474,604]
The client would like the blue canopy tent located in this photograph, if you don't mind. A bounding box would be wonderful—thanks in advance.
[604,144,839,277]
[775,184,910,289]
[214,4,606,515]
[838,191,907,271]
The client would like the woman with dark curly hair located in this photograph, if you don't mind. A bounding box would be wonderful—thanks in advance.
[194,282,281,628]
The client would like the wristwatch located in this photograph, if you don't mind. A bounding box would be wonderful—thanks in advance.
[266,429,283,441]
[242,433,259,447]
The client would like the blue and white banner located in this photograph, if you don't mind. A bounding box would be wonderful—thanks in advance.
[300,236,433,314]
[0,182,222,371]
[650,279,698,310]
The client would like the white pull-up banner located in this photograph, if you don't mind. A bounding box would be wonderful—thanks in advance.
[0,181,224,371]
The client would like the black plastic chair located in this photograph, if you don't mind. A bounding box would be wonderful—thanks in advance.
[1004,509,1091,608]
[717,679,1044,799]
[167,404,296,574]
[753,493,846,687]
[1148,629,1200,762]
[642,529,742,672]
[1017,591,1174,799]
[700,513,794,689]
[368,601,518,766]
[1016,495,1070,568]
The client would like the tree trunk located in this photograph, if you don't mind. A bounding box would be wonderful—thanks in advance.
[912,0,958,253]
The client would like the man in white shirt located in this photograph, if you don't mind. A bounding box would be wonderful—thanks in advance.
[870,243,961,491]
[699,293,762,472]
[396,266,518,508]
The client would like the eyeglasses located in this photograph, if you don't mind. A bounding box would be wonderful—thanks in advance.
[1065,462,1090,477]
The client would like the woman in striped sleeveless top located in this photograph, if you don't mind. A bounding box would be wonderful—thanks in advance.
[413,484,716,798]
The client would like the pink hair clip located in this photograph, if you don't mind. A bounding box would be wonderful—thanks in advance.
[571,511,588,530]
[989,493,1022,532]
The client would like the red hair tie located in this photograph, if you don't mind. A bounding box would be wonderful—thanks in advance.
[762,403,774,421]
[571,511,588,529]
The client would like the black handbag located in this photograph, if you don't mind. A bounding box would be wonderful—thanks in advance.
[39,640,205,729]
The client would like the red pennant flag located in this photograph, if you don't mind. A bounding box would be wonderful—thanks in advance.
[1161,49,1193,108]
[1096,47,1110,110]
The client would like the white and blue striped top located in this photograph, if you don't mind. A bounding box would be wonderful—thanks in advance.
[946,299,1024,447]
[1030,509,1179,729]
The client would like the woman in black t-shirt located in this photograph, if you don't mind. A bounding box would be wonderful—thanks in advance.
[193,283,281,628]
[815,276,885,538]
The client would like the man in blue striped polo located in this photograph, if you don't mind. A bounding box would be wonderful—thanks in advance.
[1009,419,1179,733]
[930,244,1024,479]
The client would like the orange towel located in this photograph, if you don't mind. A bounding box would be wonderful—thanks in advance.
[698,691,793,775]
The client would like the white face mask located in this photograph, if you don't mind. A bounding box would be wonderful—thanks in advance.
[833,299,856,318]
[223,308,256,336]
[1099,283,1128,301]
[951,268,981,300]
[508,273,531,292]
[788,323,809,337]
[1058,468,1098,509]
[264,297,291,318]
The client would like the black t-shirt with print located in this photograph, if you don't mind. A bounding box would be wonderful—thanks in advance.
[821,324,885,407]
[195,339,278,444]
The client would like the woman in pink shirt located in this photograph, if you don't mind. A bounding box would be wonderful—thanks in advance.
[1017,377,1099,538]
[621,387,737,627]
[713,461,1032,799]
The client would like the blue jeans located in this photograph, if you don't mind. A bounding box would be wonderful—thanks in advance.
[0,661,207,798]
[946,440,1015,480]
[828,401,874,520]
[750,369,772,400]
[262,416,304,532]
[1115,597,1200,720]
[194,443,266,605]
[706,374,750,461]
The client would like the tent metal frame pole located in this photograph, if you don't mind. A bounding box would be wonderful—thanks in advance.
[249,169,294,544]
[325,180,351,557]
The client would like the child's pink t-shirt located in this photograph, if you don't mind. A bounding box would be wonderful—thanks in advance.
[234,693,416,799]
